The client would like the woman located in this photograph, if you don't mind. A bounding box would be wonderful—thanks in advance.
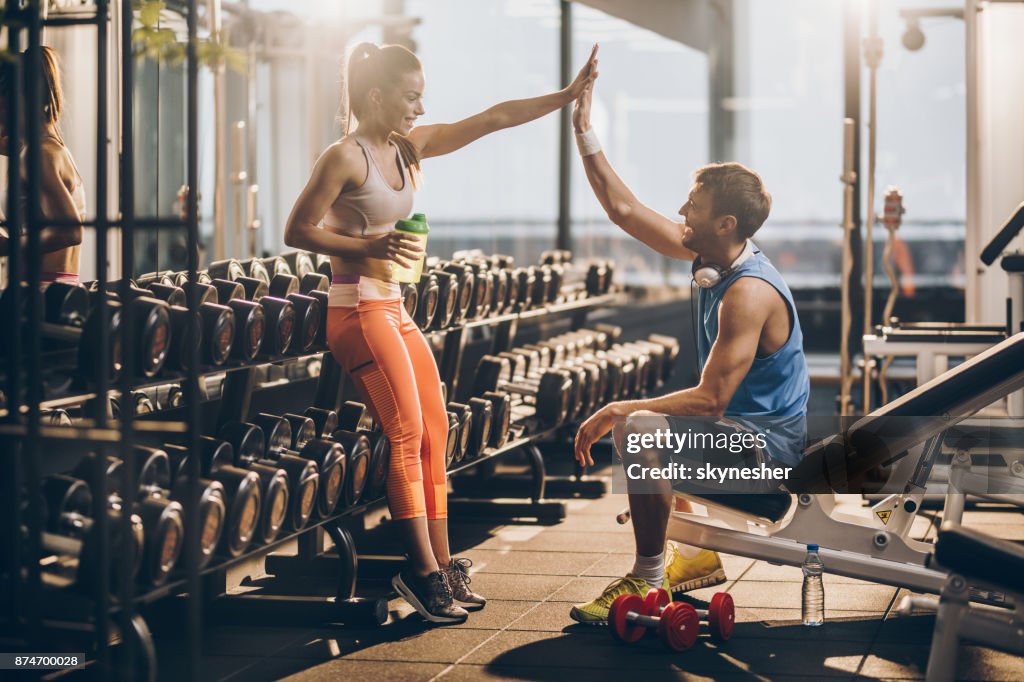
[285,42,598,624]
[0,46,86,284]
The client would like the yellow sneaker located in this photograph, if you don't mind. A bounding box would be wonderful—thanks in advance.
[569,574,670,625]
[665,543,727,594]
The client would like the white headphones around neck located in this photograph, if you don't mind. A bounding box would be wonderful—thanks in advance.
[691,240,755,289]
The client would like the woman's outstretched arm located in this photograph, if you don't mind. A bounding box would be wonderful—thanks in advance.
[410,45,599,160]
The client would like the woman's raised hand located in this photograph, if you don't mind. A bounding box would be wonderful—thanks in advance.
[567,44,599,99]
[365,231,423,269]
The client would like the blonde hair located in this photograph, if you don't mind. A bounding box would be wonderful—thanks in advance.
[343,42,422,187]
[694,162,772,239]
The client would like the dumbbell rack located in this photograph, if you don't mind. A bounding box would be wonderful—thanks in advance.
[232,290,621,622]
[0,2,209,680]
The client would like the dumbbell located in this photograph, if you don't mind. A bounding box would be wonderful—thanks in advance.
[117,447,186,585]
[508,266,535,312]
[194,436,262,557]
[145,280,236,368]
[328,426,370,509]
[0,283,116,383]
[474,355,573,430]
[170,270,213,287]
[216,422,291,544]
[137,271,176,289]
[205,280,264,363]
[524,343,590,421]
[444,411,461,469]
[207,258,248,282]
[609,588,734,651]
[536,262,564,304]
[315,253,332,280]
[455,259,492,320]
[278,412,347,518]
[607,344,652,398]
[646,334,681,381]
[439,262,475,326]
[159,445,228,569]
[41,408,73,426]
[82,284,173,379]
[281,250,316,279]
[304,406,339,439]
[40,472,145,591]
[459,398,492,461]
[414,272,440,331]
[210,277,293,357]
[240,257,272,285]
[446,402,474,464]
[428,268,458,330]
[481,391,511,449]
[335,402,390,502]
[248,413,323,531]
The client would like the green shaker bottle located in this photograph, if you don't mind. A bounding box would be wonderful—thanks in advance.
[392,214,429,283]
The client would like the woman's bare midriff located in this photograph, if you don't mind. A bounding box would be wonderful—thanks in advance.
[41,244,79,276]
[325,227,401,283]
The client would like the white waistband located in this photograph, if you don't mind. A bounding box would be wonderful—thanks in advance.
[328,277,402,307]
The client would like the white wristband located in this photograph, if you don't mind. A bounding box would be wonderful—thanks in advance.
[575,127,601,157]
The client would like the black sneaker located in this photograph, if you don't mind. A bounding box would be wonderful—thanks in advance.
[443,558,487,610]
[392,569,469,624]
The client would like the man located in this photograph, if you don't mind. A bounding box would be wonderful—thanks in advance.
[568,62,810,625]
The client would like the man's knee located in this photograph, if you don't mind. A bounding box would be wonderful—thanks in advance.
[613,409,669,464]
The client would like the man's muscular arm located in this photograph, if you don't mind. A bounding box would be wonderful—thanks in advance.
[574,279,773,465]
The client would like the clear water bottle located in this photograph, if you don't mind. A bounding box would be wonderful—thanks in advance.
[801,543,824,626]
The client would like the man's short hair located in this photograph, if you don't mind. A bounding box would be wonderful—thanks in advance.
[694,163,772,239]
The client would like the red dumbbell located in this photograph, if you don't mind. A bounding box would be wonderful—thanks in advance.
[609,588,734,652]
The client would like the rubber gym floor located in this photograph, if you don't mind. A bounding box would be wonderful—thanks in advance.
[148,444,1024,682]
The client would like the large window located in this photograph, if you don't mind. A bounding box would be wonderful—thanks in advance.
[570,5,709,286]
[404,0,561,265]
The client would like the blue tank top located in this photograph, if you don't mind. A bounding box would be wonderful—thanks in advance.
[696,244,810,464]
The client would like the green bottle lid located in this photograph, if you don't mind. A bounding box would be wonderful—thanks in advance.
[411,212,427,223]
[395,218,428,235]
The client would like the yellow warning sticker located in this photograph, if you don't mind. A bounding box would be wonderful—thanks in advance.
[876,510,892,524]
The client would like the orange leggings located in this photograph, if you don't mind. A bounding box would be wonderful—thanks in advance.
[326,298,448,520]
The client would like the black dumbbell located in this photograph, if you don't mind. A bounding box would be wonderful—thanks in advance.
[209,280,265,362]
[211,278,292,358]
[464,397,493,461]
[428,268,458,330]
[440,262,474,325]
[171,270,213,287]
[646,333,681,381]
[216,422,291,545]
[207,258,248,282]
[122,447,186,585]
[40,472,144,591]
[304,406,339,439]
[329,427,370,509]
[84,284,174,379]
[473,355,572,430]
[446,402,474,464]
[194,436,262,557]
[148,280,236,368]
[414,272,440,331]
[249,413,322,532]
[335,402,390,502]
[158,445,228,569]
[481,391,511,449]
[1,284,116,383]
[445,411,460,469]
[239,257,272,285]
[282,251,316,279]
